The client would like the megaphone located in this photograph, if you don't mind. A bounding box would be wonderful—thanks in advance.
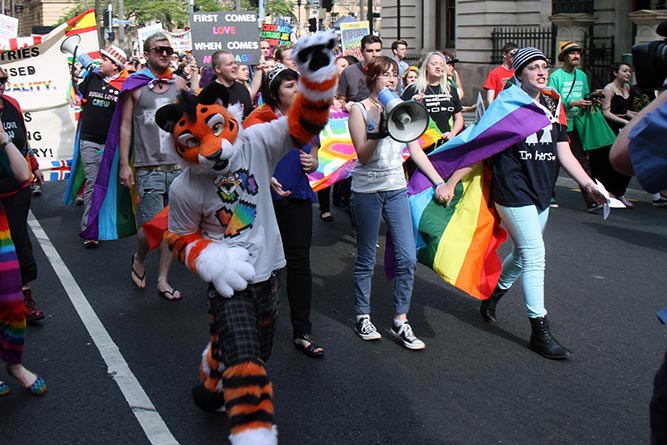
[377,88,429,143]
[60,34,95,71]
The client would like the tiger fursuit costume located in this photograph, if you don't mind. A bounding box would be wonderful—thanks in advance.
[154,31,337,445]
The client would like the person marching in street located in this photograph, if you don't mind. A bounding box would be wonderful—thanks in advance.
[0,68,45,322]
[211,50,255,120]
[244,64,325,357]
[484,42,518,106]
[547,41,601,212]
[76,45,130,248]
[477,48,606,360]
[401,51,464,177]
[349,56,450,350]
[0,116,47,396]
[118,32,188,301]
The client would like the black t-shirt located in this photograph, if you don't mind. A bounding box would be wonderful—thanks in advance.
[79,73,122,144]
[401,83,462,135]
[226,81,254,120]
[0,98,29,193]
[492,93,568,211]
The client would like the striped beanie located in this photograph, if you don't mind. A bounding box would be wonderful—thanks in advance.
[100,45,128,68]
[512,47,547,75]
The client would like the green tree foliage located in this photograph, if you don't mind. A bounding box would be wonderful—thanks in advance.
[60,0,296,29]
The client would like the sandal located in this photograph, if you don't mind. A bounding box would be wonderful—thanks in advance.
[130,254,146,288]
[0,382,9,396]
[320,212,334,222]
[293,334,325,358]
[158,287,182,301]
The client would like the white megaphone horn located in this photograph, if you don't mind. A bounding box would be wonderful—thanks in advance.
[60,34,81,56]
[60,34,95,71]
[377,88,429,143]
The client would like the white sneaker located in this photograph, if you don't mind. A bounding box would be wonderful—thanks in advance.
[355,316,381,341]
[390,322,425,350]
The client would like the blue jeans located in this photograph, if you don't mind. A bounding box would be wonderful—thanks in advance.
[494,204,549,318]
[351,188,416,316]
[135,169,181,227]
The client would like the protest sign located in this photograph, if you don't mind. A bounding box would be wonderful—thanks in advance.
[0,14,18,39]
[260,23,292,48]
[0,9,98,180]
[340,21,369,62]
[166,29,193,52]
[189,11,260,66]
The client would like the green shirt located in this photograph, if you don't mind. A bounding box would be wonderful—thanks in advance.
[548,67,589,132]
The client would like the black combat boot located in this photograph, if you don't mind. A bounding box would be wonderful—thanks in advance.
[529,316,573,360]
[479,286,507,323]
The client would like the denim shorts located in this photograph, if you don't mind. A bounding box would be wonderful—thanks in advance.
[135,169,181,227]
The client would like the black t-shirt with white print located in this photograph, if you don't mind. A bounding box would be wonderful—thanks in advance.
[492,92,568,211]
[401,83,462,135]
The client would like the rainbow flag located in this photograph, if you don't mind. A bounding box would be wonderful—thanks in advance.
[0,205,26,364]
[308,107,443,192]
[408,163,507,299]
[400,85,554,300]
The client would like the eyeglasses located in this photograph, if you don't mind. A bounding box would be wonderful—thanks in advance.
[379,73,398,79]
[148,46,174,56]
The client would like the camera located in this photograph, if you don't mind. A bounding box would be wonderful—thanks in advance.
[584,90,605,101]
[632,21,667,89]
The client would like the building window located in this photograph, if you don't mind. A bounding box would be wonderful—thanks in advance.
[552,0,594,14]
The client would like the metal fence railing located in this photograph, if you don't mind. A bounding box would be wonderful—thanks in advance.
[491,27,554,64]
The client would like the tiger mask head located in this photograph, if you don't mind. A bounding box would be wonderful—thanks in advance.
[155,82,244,173]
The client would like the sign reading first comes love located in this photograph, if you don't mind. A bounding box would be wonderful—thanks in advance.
[189,11,261,66]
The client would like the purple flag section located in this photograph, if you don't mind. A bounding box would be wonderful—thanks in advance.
[81,72,162,241]
[408,85,552,195]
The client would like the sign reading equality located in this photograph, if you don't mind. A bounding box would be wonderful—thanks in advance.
[190,11,261,66]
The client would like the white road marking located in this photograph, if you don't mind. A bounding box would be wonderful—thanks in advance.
[28,211,179,445]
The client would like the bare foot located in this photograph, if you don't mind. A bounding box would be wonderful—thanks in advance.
[157,280,181,301]
[131,254,147,288]
[7,364,38,388]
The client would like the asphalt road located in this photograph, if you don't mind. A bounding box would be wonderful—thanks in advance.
[1,178,666,445]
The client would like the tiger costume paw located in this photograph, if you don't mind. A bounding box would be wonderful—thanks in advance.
[195,243,255,297]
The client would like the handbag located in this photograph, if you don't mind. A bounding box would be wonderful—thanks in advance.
[573,106,617,151]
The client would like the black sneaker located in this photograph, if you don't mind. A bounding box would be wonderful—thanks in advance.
[31,184,42,197]
[653,197,667,207]
[549,197,559,208]
[390,321,425,350]
[355,316,381,340]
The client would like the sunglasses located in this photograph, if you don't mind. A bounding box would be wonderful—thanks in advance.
[148,46,174,56]
[0,77,7,84]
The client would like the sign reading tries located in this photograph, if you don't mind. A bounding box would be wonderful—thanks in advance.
[190,11,260,66]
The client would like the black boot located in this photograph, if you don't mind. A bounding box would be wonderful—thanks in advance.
[480,286,507,323]
[529,316,573,360]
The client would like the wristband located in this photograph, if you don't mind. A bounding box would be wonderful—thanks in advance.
[434,181,445,188]
[0,138,11,149]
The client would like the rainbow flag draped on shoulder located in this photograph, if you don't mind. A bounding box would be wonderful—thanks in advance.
[403,85,553,300]
[79,70,165,241]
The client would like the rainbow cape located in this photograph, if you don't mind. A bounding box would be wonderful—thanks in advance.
[308,107,443,192]
[64,70,130,206]
[395,85,553,299]
[79,70,165,241]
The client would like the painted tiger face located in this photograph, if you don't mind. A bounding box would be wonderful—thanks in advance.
[155,83,242,171]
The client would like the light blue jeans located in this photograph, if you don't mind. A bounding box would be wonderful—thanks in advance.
[351,188,416,316]
[494,203,549,318]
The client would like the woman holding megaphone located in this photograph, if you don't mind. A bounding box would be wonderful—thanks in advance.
[348,56,449,350]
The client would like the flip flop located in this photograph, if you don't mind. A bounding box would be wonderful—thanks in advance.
[130,254,146,288]
[158,288,182,301]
